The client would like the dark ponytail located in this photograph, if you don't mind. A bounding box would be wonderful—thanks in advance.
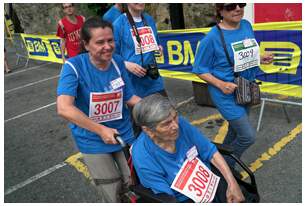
[215,3,225,23]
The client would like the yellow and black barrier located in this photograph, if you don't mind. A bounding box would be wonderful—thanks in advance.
[17,21,301,98]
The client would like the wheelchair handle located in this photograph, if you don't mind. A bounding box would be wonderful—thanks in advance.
[114,134,126,147]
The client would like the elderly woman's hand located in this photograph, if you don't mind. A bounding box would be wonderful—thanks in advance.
[98,125,120,145]
[226,181,245,203]
[260,52,274,64]
[124,61,147,77]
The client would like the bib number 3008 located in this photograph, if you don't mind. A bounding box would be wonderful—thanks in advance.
[171,158,220,203]
[188,165,210,196]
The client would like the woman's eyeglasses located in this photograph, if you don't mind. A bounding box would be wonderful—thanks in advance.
[224,3,246,11]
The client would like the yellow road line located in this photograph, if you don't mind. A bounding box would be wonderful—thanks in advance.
[65,152,92,180]
[190,113,222,125]
[240,123,302,179]
[190,113,227,144]
[213,121,228,144]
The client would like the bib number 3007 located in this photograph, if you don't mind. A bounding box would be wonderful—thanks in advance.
[89,90,123,123]
[94,101,120,115]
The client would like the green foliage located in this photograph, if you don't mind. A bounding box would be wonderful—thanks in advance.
[80,3,112,16]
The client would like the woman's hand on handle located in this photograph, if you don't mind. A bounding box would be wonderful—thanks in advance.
[98,125,119,145]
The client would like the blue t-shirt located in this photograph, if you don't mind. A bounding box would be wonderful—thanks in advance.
[132,116,217,202]
[192,19,258,120]
[57,53,135,154]
[102,5,122,23]
[113,13,164,98]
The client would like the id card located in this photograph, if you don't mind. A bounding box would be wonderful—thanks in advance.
[231,38,260,72]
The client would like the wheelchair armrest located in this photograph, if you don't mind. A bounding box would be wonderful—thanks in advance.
[214,142,257,188]
[130,184,177,203]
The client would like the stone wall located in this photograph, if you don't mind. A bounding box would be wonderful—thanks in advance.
[11,3,95,34]
[10,3,216,34]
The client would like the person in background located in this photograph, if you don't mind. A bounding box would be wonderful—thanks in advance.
[102,3,124,23]
[113,3,166,98]
[4,48,11,74]
[57,17,141,202]
[192,3,273,167]
[132,94,244,203]
[56,3,85,63]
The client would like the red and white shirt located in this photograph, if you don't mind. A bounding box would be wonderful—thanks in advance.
[56,15,85,57]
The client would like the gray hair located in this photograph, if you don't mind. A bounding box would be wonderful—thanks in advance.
[133,94,175,130]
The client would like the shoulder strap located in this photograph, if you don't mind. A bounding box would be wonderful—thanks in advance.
[216,24,239,77]
[125,10,144,67]
[216,24,233,67]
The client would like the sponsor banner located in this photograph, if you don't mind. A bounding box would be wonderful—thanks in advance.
[157,21,301,98]
[20,21,301,97]
[20,34,65,64]
[4,10,15,42]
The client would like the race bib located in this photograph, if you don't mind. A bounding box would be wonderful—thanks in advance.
[131,26,159,55]
[231,38,260,72]
[89,90,123,123]
[171,158,220,203]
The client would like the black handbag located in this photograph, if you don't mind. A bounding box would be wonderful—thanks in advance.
[216,24,261,106]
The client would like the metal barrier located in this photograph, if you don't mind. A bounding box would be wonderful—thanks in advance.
[11,33,30,68]
[256,98,302,131]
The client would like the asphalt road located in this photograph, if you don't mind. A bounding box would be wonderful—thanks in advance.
[4,46,302,203]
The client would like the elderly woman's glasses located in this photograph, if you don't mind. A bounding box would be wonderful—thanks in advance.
[224,3,246,11]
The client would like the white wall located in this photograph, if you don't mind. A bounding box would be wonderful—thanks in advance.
[244,3,254,24]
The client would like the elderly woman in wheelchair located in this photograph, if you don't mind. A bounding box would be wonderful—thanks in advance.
[131,94,246,203]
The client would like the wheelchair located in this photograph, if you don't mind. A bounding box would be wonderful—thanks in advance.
[125,143,260,203]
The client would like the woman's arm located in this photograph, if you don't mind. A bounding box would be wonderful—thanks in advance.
[210,151,245,203]
[57,95,118,144]
[126,95,141,107]
[197,73,237,95]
